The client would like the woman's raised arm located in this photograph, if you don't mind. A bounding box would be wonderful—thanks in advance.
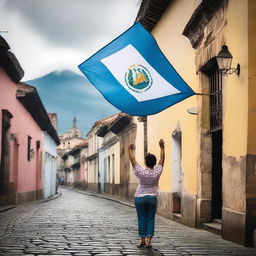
[158,139,165,167]
[128,143,137,168]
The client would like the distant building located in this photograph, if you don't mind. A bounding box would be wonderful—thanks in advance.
[57,117,87,185]
[61,141,88,188]
[86,117,109,192]
[58,117,85,154]
[86,113,137,196]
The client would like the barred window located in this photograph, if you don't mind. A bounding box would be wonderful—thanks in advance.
[27,136,32,161]
[210,71,222,131]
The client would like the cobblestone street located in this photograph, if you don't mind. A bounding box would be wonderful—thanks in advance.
[0,187,256,256]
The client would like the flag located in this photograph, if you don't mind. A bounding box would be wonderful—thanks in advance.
[78,22,195,116]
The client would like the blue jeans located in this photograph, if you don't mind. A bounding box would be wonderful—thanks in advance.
[135,196,157,238]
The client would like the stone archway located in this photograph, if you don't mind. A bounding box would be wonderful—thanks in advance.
[182,0,229,226]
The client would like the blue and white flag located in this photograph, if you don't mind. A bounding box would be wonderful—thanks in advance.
[78,22,195,116]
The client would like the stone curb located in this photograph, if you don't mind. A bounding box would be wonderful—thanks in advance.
[38,190,62,204]
[0,205,16,213]
[67,187,135,208]
[0,191,62,213]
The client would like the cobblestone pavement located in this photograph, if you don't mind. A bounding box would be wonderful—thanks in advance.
[0,188,256,256]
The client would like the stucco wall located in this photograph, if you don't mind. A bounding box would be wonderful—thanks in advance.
[0,67,44,195]
[247,0,256,156]
[222,0,248,159]
[221,0,256,245]
[148,0,199,195]
[43,132,57,198]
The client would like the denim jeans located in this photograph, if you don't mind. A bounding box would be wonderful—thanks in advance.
[135,195,157,238]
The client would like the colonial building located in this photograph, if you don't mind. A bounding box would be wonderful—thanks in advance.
[135,0,256,247]
[0,36,59,204]
[86,113,137,196]
[61,141,88,188]
[58,117,85,154]
[57,117,87,185]
[86,114,119,192]
[98,114,137,198]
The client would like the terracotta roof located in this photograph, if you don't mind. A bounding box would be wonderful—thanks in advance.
[136,0,171,31]
[96,113,132,137]
[108,115,131,134]
[63,140,88,158]
[95,112,125,126]
[0,48,24,83]
[48,113,56,118]
[87,112,125,136]
[77,141,88,147]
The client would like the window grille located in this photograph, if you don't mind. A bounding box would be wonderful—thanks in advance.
[210,71,222,131]
[27,136,32,161]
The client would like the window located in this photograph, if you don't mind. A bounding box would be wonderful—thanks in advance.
[108,156,110,183]
[112,154,115,184]
[27,136,32,161]
[210,70,223,131]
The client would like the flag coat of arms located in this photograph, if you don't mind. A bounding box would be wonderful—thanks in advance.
[78,22,195,116]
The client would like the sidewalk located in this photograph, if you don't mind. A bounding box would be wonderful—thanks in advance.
[0,205,16,213]
[68,186,135,208]
[0,190,62,213]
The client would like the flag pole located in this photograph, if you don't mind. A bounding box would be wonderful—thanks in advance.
[195,93,210,96]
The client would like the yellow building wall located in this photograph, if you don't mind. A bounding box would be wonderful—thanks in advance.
[106,140,120,184]
[87,160,95,183]
[247,0,256,155]
[222,0,249,158]
[147,0,200,194]
[87,126,100,184]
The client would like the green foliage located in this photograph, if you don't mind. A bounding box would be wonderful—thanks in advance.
[128,69,133,85]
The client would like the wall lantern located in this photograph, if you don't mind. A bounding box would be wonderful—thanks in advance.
[216,45,240,76]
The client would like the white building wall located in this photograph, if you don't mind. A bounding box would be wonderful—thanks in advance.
[43,132,58,198]
[103,132,120,185]
[106,142,120,184]
[98,148,106,192]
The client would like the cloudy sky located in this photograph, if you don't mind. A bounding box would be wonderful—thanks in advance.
[0,0,141,80]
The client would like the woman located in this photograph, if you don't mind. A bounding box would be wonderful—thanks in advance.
[128,139,165,248]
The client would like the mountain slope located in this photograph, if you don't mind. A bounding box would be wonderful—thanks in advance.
[26,70,118,136]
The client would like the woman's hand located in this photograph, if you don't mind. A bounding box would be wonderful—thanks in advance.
[128,143,136,167]
[158,139,165,167]
[159,139,164,149]
[129,144,135,150]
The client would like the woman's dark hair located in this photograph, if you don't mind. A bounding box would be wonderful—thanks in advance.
[145,153,156,168]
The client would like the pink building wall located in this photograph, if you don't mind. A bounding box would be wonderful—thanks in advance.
[0,67,43,202]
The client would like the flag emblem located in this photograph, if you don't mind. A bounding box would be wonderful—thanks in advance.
[78,22,195,116]
[125,64,152,93]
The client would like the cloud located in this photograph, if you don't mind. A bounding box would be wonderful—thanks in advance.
[0,0,140,80]
[3,0,140,47]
